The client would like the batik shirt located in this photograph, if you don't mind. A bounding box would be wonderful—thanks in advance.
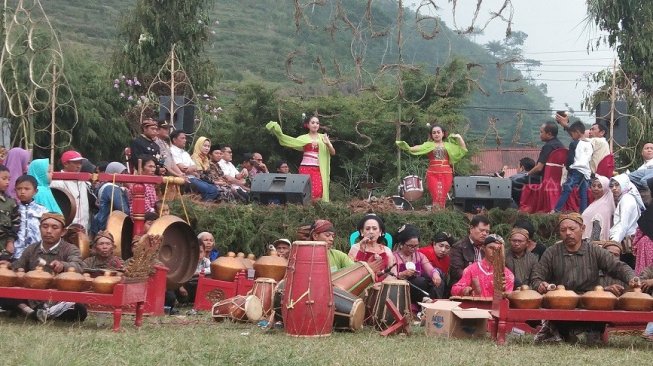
[0,193,18,257]
[13,200,47,259]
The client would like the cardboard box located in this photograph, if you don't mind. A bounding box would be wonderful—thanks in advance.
[420,300,491,339]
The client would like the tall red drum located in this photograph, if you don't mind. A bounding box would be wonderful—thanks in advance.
[249,277,277,319]
[282,241,334,337]
[331,261,376,296]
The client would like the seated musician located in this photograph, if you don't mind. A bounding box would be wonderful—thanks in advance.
[393,224,444,301]
[514,218,547,260]
[309,219,354,272]
[0,213,87,322]
[449,215,491,285]
[418,231,453,276]
[83,231,124,270]
[198,232,219,262]
[348,213,397,280]
[531,213,636,344]
[450,235,514,298]
[272,238,291,259]
[596,241,627,289]
[505,228,538,287]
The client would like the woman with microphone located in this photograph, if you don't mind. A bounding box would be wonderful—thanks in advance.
[348,213,396,281]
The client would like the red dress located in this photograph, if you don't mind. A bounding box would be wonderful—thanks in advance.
[298,144,322,200]
[426,147,453,209]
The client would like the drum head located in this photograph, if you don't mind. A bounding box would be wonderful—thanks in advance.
[106,211,133,259]
[391,196,413,211]
[51,187,76,227]
[148,215,199,290]
[349,298,365,331]
[244,295,263,321]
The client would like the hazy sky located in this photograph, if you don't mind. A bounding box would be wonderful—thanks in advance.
[406,0,615,123]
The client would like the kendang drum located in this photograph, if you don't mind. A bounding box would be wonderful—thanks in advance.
[282,241,334,337]
[331,261,376,297]
[212,295,263,322]
[402,175,423,202]
[333,287,365,332]
[363,283,381,325]
[372,279,411,331]
[249,277,277,319]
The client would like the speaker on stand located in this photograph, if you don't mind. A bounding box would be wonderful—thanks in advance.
[595,100,628,146]
[159,96,196,134]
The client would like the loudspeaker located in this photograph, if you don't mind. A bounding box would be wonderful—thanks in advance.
[453,176,512,212]
[250,173,312,205]
[596,100,628,146]
[159,96,196,134]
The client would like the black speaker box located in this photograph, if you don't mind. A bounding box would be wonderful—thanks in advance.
[596,100,628,146]
[453,176,512,212]
[250,173,312,205]
[159,96,196,134]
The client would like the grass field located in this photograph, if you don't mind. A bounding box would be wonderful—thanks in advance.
[1,312,653,366]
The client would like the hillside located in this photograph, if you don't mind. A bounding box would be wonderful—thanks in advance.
[26,0,550,145]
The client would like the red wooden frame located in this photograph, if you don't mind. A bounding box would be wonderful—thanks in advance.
[193,271,255,311]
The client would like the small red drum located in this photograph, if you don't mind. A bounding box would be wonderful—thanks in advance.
[211,295,262,322]
[331,261,376,297]
[372,279,411,330]
[402,175,423,201]
[249,277,277,319]
[333,287,365,332]
[282,241,334,337]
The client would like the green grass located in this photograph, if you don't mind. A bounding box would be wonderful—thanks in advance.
[1,312,652,365]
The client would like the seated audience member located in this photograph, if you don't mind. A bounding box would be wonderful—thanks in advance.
[51,150,91,229]
[83,231,124,270]
[449,215,491,284]
[27,158,62,214]
[309,219,353,272]
[276,161,290,174]
[532,213,635,344]
[272,238,291,259]
[0,165,18,261]
[198,231,219,262]
[511,122,564,204]
[91,162,130,236]
[155,200,170,217]
[4,147,30,200]
[129,118,163,171]
[556,114,610,173]
[609,174,644,245]
[204,144,237,201]
[13,175,47,260]
[143,212,159,233]
[632,177,653,276]
[394,224,445,301]
[248,152,269,179]
[505,228,538,287]
[191,137,212,176]
[418,231,454,276]
[509,157,536,204]
[582,175,615,241]
[218,146,250,199]
[348,213,396,280]
[553,121,592,213]
[451,234,514,297]
[169,130,219,202]
[1,213,87,322]
[627,142,653,189]
[127,156,158,214]
[514,218,546,260]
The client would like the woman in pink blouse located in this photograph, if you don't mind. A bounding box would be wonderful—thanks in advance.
[451,234,514,297]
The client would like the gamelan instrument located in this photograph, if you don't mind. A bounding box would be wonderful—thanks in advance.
[248,277,277,319]
[331,261,378,296]
[273,279,285,322]
[106,211,133,259]
[51,187,77,227]
[282,241,334,337]
[363,283,381,325]
[371,279,411,331]
[212,295,263,322]
[401,175,423,202]
[147,215,199,290]
[333,287,365,332]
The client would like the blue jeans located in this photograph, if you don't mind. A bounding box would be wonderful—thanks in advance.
[188,177,219,201]
[554,169,588,212]
[628,168,653,189]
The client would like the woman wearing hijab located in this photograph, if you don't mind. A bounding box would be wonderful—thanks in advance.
[609,174,645,259]
[90,162,130,236]
[4,147,30,199]
[633,178,653,275]
[191,136,211,173]
[26,158,62,214]
[582,175,616,241]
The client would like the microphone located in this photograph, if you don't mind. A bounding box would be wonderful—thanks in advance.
[379,262,397,276]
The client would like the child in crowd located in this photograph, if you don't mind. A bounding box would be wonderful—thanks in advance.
[554,121,593,213]
[0,165,19,261]
[154,200,170,216]
[83,231,124,270]
[142,212,159,233]
[13,175,47,260]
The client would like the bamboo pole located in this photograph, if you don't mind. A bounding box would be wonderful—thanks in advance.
[609,58,617,153]
[50,64,57,165]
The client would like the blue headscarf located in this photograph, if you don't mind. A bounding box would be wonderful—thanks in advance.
[27,158,62,214]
